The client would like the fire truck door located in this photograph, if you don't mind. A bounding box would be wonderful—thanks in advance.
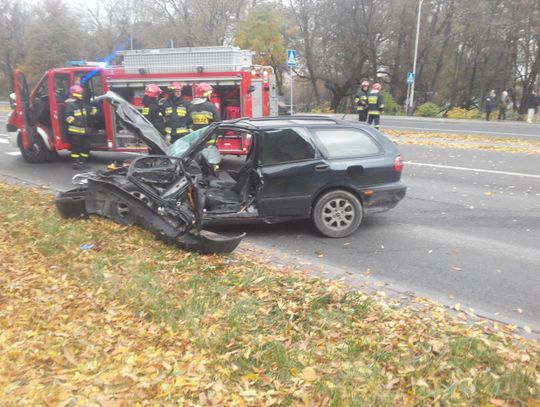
[13,69,38,148]
[51,72,71,143]
[251,80,263,118]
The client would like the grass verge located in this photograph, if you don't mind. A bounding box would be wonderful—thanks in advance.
[0,181,538,405]
[385,129,540,155]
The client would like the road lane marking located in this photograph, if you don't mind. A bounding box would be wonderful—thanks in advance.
[0,139,8,144]
[405,161,540,179]
[387,125,539,138]
[6,152,21,156]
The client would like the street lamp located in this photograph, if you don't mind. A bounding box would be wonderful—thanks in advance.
[409,0,424,114]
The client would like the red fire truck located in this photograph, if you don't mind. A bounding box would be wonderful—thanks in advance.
[7,46,278,163]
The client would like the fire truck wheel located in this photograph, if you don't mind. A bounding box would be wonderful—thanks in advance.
[17,131,53,163]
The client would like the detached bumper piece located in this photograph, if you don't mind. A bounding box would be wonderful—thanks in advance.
[55,181,244,254]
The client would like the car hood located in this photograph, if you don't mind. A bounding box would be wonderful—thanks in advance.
[95,91,169,155]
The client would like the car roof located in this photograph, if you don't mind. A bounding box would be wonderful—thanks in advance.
[221,115,373,130]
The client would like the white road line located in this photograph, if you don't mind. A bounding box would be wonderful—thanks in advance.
[405,161,540,179]
[0,138,8,144]
[6,152,21,156]
[387,125,539,138]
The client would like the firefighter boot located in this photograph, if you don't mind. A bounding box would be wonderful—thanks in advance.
[79,156,90,170]
[72,157,82,170]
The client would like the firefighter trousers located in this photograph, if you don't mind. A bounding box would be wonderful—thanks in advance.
[358,110,368,122]
[69,133,90,160]
[368,114,380,129]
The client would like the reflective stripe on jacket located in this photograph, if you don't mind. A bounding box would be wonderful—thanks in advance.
[367,92,384,115]
[354,90,369,111]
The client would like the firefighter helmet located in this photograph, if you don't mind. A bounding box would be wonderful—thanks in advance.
[372,83,382,91]
[169,82,183,92]
[361,80,370,88]
[70,84,84,100]
[195,82,213,98]
[144,84,162,98]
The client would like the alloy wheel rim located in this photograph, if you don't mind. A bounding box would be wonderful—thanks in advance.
[321,198,355,230]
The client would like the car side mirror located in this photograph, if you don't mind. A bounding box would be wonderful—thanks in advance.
[9,92,16,109]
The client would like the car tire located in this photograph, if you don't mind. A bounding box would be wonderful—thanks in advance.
[17,131,53,163]
[313,190,363,238]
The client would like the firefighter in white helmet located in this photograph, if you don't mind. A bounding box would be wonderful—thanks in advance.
[162,82,191,143]
[189,83,221,131]
[354,80,370,122]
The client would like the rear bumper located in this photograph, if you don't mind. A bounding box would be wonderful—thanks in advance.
[360,181,406,211]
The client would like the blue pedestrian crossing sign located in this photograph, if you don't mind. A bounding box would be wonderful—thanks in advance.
[407,71,415,84]
[287,49,298,67]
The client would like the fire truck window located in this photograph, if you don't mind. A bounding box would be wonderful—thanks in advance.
[36,80,49,100]
[75,72,103,98]
[262,128,316,165]
[53,74,71,102]
[33,80,51,126]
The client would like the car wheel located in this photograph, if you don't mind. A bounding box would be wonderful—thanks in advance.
[17,131,51,163]
[313,190,363,238]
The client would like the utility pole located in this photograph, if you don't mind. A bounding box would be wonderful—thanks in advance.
[409,0,424,114]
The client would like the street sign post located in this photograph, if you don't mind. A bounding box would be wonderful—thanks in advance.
[287,49,298,115]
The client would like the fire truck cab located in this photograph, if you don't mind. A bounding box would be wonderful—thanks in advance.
[7,46,278,163]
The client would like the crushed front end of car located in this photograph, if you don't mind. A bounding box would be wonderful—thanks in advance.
[56,158,244,254]
[55,91,244,254]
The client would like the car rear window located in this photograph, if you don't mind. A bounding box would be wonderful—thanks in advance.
[312,128,381,158]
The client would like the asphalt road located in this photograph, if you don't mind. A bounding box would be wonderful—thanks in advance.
[1,111,539,332]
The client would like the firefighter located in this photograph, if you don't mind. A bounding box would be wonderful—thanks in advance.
[142,84,166,137]
[189,83,221,131]
[367,83,384,130]
[354,80,370,122]
[162,82,191,143]
[64,84,98,170]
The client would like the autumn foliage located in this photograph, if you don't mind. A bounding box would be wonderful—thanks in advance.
[0,182,538,405]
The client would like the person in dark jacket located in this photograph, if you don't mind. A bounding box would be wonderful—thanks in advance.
[526,90,539,123]
[354,80,370,122]
[485,89,496,121]
[64,84,98,170]
[189,83,221,131]
[367,83,384,130]
[162,82,191,143]
[142,84,166,136]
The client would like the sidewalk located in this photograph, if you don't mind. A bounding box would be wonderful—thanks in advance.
[332,113,538,126]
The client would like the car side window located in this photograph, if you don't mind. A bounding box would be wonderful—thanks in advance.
[262,128,316,165]
[311,127,381,158]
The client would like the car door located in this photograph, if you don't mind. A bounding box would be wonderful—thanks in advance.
[257,127,331,217]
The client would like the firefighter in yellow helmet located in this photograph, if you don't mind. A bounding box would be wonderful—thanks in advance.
[64,84,98,170]
[367,83,384,130]
[354,80,370,122]
[189,83,221,131]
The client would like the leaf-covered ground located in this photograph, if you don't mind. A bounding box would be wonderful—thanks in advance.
[384,130,540,155]
[0,181,538,405]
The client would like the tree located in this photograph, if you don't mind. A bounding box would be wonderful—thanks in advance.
[20,0,86,84]
[0,0,28,95]
[235,3,291,95]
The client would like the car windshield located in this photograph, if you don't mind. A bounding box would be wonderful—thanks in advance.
[166,127,208,157]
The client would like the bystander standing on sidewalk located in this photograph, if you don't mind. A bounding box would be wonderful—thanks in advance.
[526,90,539,123]
[485,90,496,121]
[497,91,512,121]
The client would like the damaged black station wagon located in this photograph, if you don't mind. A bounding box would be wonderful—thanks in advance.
[56,92,406,253]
